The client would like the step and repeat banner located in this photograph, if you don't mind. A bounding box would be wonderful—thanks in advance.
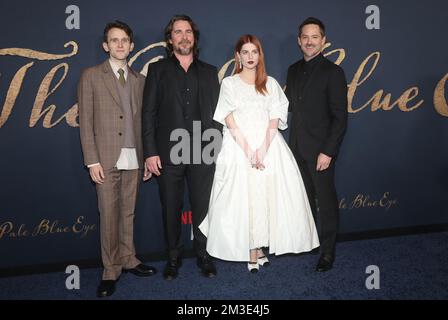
[1,0,447,269]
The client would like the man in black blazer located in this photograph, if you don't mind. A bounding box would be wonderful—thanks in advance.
[286,17,348,272]
[142,15,220,280]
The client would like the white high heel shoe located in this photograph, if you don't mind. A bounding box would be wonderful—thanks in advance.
[258,255,270,267]
[247,261,259,273]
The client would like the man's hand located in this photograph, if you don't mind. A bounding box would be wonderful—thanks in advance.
[89,164,105,184]
[145,156,162,176]
[316,153,332,171]
[143,162,152,181]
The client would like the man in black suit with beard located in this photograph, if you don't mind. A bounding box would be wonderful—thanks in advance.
[142,15,220,280]
[286,17,348,272]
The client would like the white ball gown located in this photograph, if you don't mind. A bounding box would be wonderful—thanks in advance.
[199,74,319,262]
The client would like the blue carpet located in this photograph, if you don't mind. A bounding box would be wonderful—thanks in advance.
[1,232,447,300]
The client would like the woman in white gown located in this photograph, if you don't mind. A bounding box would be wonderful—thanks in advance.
[199,35,319,272]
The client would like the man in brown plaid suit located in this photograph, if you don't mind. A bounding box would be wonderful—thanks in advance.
[78,21,157,298]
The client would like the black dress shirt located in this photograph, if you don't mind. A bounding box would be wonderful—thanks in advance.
[170,56,201,132]
[295,53,323,105]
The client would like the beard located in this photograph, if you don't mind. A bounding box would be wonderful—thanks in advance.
[173,39,193,56]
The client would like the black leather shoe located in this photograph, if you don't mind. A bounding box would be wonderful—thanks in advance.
[197,255,217,278]
[123,263,157,277]
[315,254,334,272]
[163,258,181,280]
[97,280,116,298]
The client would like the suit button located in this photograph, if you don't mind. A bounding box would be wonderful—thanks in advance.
[299,96,302,100]
[184,116,189,119]
[186,101,190,105]
[118,132,122,136]
[119,115,123,119]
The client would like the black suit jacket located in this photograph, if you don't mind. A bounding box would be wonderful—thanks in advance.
[142,58,220,165]
[286,54,348,161]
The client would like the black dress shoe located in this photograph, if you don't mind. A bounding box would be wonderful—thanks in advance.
[197,255,217,278]
[163,258,181,280]
[123,263,157,277]
[315,254,334,272]
[97,280,116,298]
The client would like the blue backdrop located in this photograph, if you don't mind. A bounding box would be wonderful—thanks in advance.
[1,0,447,270]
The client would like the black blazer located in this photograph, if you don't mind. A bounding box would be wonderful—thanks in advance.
[286,54,348,161]
[142,58,220,164]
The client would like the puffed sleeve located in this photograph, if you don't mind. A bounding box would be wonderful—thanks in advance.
[213,77,237,126]
[268,77,289,130]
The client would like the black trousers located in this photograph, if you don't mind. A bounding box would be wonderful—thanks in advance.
[291,149,339,256]
[156,162,215,260]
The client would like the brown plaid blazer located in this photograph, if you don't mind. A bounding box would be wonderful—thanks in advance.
[78,60,145,170]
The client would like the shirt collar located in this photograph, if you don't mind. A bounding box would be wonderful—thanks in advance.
[108,59,128,80]
[304,53,323,67]
[170,54,197,67]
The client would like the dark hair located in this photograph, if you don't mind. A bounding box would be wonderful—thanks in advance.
[298,17,326,37]
[164,14,200,57]
[103,20,134,43]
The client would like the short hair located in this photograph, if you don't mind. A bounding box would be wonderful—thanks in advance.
[103,20,134,43]
[164,14,200,58]
[298,17,326,37]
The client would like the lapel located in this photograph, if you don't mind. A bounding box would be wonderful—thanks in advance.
[101,60,122,112]
[293,60,304,97]
[196,60,206,111]
[128,67,138,115]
